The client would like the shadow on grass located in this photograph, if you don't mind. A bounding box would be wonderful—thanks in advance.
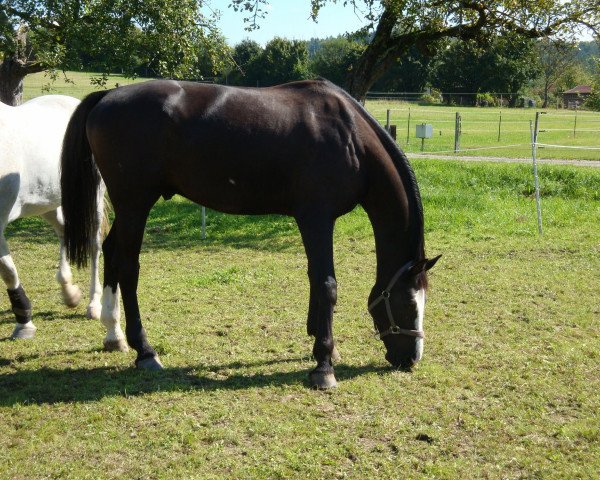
[0,356,391,406]
[6,198,302,253]
[0,310,86,327]
[144,200,300,252]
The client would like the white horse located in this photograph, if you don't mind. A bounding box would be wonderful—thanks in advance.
[0,95,104,339]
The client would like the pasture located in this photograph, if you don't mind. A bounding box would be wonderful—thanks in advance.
[1,156,599,478]
[368,101,600,161]
[22,71,147,102]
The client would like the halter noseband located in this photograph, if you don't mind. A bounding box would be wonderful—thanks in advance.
[368,260,425,340]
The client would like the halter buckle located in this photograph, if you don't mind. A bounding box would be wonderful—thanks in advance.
[390,325,401,334]
[381,290,390,299]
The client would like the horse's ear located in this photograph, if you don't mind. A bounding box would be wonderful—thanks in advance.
[408,255,442,276]
[425,254,442,271]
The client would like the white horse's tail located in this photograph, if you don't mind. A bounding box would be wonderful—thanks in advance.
[60,90,112,268]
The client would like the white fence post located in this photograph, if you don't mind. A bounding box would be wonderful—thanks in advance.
[530,113,544,236]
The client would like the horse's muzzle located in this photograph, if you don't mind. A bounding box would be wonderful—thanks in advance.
[386,352,418,370]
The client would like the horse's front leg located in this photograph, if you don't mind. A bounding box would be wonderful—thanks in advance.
[0,231,36,339]
[297,214,338,389]
[42,209,82,309]
[307,284,341,363]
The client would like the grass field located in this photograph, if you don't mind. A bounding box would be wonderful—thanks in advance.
[22,71,147,101]
[23,72,600,162]
[1,159,599,479]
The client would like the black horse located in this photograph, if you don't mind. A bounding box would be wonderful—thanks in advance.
[61,79,440,389]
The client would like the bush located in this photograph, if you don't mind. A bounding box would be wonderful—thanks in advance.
[476,92,498,107]
[585,89,600,111]
[420,88,443,104]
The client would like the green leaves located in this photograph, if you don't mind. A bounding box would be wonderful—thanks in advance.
[1,0,230,82]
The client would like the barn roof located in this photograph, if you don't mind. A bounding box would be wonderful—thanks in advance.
[563,85,592,94]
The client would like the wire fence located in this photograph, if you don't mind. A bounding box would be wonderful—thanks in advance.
[368,104,600,161]
[365,91,551,108]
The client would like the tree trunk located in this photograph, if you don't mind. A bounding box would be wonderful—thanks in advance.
[343,7,403,100]
[342,4,490,101]
[0,57,27,106]
[345,49,400,101]
[542,79,550,108]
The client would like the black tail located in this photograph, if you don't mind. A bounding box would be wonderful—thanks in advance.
[61,90,111,268]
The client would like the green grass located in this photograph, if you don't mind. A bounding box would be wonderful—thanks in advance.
[368,100,600,161]
[23,71,148,101]
[1,160,599,479]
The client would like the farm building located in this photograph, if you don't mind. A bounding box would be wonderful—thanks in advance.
[562,85,592,108]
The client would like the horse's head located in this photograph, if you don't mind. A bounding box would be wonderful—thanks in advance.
[368,255,441,370]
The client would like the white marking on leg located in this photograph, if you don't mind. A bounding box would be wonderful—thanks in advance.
[0,253,20,290]
[43,209,82,307]
[56,252,81,307]
[101,286,126,348]
[86,193,104,320]
[414,288,426,361]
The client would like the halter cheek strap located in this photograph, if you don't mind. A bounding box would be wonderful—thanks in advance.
[368,260,425,340]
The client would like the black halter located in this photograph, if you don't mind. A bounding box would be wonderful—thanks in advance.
[368,260,425,340]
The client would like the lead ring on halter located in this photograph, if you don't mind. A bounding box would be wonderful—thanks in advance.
[368,260,425,340]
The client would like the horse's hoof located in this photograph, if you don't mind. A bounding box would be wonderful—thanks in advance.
[309,371,337,389]
[103,338,129,352]
[136,356,164,370]
[331,346,342,363]
[10,322,37,340]
[86,304,101,320]
[62,285,82,308]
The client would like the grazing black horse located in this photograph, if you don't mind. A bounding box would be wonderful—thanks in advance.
[61,79,440,389]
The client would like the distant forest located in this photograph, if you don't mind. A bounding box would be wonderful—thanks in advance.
[80,35,598,107]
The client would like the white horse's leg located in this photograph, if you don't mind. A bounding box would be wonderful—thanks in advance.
[0,232,36,339]
[42,209,82,308]
[86,186,106,320]
[101,285,128,351]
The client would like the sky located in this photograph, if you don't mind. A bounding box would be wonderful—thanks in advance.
[204,1,371,46]
[203,1,596,46]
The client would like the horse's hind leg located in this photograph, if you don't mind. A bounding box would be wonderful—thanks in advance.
[42,209,82,308]
[86,186,106,320]
[113,207,161,369]
[0,230,35,339]
[297,213,338,389]
[100,225,127,352]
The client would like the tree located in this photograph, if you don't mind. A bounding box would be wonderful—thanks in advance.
[536,39,579,107]
[479,35,540,101]
[227,39,263,86]
[309,36,365,87]
[0,0,229,105]
[554,62,594,93]
[372,44,439,93]
[230,0,600,100]
[429,34,539,105]
[226,37,310,87]
[430,40,484,99]
[254,37,310,86]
